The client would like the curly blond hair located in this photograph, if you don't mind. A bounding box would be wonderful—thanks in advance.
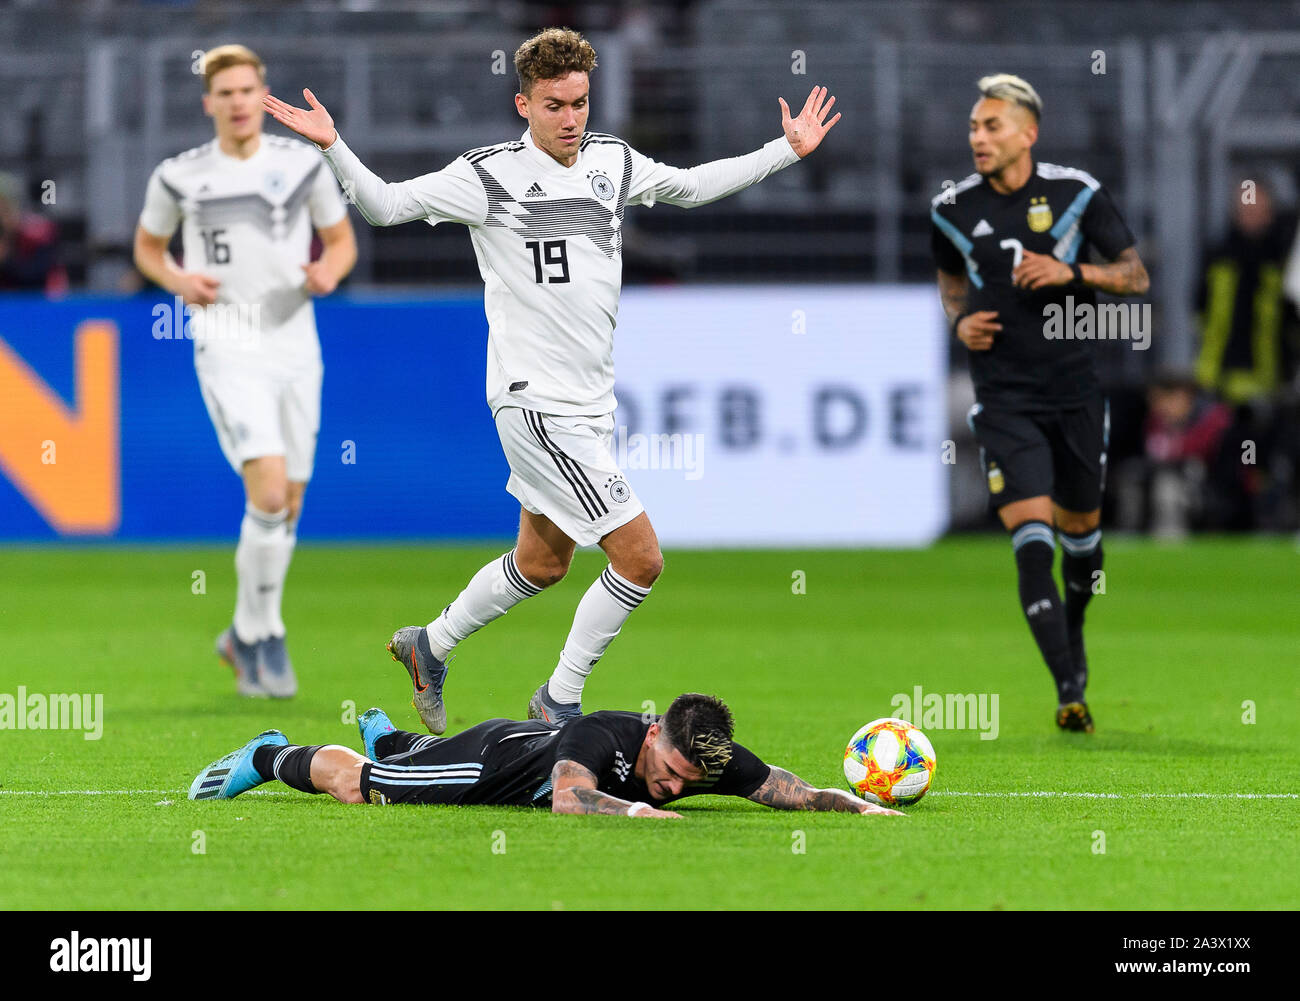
[514,27,597,96]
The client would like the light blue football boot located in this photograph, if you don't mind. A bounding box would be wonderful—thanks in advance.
[358,707,396,761]
[188,729,288,800]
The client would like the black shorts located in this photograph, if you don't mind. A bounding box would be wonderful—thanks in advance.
[359,718,558,806]
[967,396,1109,512]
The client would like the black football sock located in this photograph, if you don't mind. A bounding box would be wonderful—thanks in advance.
[1011,521,1081,704]
[252,744,324,794]
[1060,528,1103,697]
[375,729,429,759]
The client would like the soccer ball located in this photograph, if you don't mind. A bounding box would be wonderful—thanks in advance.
[843,717,937,806]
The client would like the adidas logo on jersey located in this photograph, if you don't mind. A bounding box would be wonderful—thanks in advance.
[523,182,547,198]
[972,219,994,237]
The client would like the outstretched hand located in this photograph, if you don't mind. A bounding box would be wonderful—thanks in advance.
[263,88,337,150]
[779,85,840,158]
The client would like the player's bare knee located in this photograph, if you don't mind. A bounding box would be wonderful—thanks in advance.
[617,547,663,588]
[249,484,288,515]
[517,552,569,588]
[1057,511,1100,535]
[641,548,665,585]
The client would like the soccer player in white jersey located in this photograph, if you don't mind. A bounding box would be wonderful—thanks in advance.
[134,45,357,698]
[263,28,839,728]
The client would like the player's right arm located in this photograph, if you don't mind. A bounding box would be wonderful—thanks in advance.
[262,89,487,229]
[549,759,682,819]
[936,268,1001,352]
[133,227,219,306]
[133,166,220,306]
[931,213,1000,352]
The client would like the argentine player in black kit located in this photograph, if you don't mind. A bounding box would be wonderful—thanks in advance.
[188,693,902,818]
[931,75,1149,733]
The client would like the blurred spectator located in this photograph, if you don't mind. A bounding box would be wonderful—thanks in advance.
[1115,370,1233,537]
[1188,179,1300,530]
[0,171,67,295]
[1194,180,1298,404]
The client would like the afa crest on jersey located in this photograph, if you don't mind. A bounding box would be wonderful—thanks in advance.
[1027,196,1053,233]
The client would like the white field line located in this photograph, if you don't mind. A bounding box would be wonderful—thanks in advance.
[931,791,1299,800]
[0,789,1295,800]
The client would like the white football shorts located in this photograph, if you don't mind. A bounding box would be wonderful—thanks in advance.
[195,356,323,483]
[495,407,644,547]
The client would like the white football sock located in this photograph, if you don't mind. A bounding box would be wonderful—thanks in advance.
[425,549,542,661]
[548,566,651,705]
[233,503,290,644]
[266,516,298,638]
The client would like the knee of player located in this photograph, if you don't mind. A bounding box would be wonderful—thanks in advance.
[250,486,288,515]
[642,549,665,584]
[623,548,664,587]
[525,561,566,592]
[520,557,569,589]
[1057,512,1101,536]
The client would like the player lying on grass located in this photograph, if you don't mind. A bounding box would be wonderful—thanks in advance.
[189,692,901,818]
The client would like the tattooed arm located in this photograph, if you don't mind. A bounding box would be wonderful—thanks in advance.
[938,268,1001,351]
[1013,245,1150,297]
[549,759,683,819]
[937,269,970,329]
[1079,246,1149,297]
[747,766,903,815]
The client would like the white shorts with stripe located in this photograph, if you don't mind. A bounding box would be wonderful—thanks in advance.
[495,407,643,547]
[195,353,322,482]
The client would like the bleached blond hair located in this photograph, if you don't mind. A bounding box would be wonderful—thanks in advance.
[977,73,1043,121]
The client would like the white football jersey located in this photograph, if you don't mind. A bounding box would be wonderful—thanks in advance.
[139,135,348,367]
[322,127,799,415]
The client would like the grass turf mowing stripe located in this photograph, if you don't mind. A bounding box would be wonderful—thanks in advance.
[1,538,1296,910]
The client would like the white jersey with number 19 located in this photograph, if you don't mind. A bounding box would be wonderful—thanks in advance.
[321,127,799,416]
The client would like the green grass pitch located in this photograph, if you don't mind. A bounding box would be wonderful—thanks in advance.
[0,537,1295,910]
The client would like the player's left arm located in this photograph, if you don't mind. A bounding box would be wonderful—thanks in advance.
[1014,183,1149,296]
[747,765,903,816]
[629,86,839,209]
[1012,244,1149,296]
[1075,246,1149,297]
[302,217,356,296]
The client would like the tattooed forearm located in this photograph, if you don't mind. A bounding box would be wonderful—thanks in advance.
[747,766,865,813]
[563,787,637,815]
[1080,246,1149,297]
[550,759,636,815]
[936,270,970,326]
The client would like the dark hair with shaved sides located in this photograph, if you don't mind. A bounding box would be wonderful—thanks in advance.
[660,693,734,775]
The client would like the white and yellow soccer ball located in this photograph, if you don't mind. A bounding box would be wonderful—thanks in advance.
[843,717,937,806]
